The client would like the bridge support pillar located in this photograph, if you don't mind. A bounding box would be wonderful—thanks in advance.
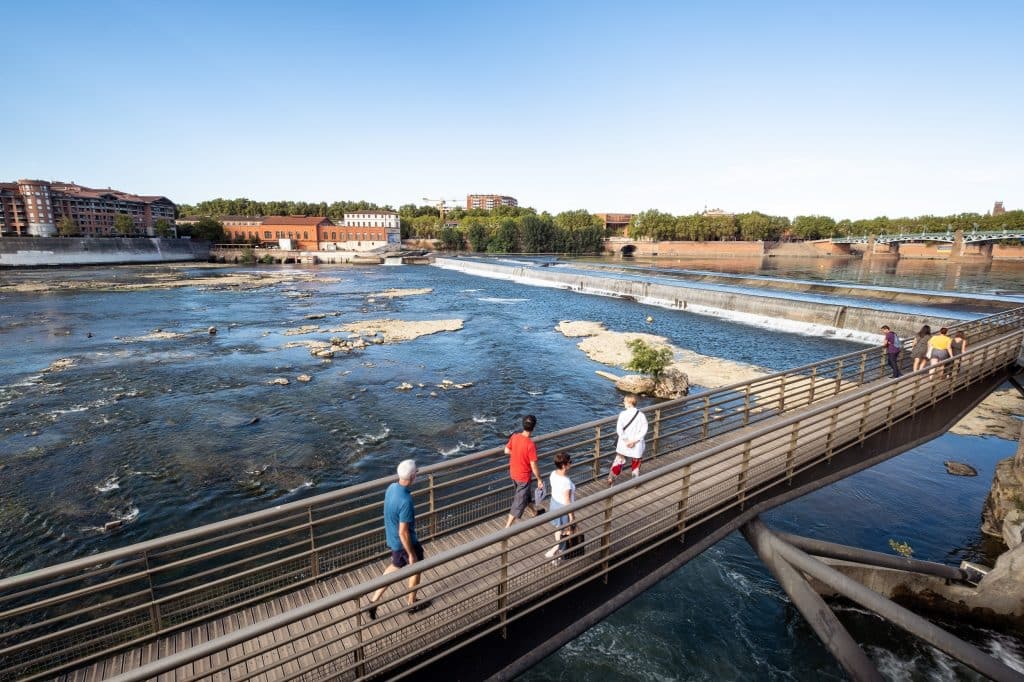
[741,520,882,682]
[743,518,1023,682]
[949,229,966,263]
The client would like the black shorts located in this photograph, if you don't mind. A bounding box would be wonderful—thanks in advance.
[390,543,424,568]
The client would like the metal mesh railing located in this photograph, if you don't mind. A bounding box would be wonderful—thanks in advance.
[1,307,1022,681]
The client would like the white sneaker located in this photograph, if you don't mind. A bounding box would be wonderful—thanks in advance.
[544,546,560,559]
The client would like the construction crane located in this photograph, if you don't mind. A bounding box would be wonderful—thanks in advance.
[421,197,460,222]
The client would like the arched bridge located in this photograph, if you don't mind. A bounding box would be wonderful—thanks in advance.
[2,309,1024,681]
[833,230,1024,245]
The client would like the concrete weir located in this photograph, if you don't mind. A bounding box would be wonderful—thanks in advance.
[434,257,961,337]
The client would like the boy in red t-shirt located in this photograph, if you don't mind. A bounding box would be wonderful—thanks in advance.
[504,415,544,528]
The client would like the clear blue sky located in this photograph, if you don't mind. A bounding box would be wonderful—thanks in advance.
[2,1,1020,219]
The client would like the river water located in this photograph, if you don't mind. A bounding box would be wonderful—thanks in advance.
[0,257,1022,679]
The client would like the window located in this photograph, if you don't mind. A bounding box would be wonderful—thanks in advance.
[303,232,308,239]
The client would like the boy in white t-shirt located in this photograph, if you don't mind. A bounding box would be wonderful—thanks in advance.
[608,394,648,486]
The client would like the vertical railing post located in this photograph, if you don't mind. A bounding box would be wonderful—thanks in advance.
[498,538,509,639]
[355,607,366,678]
[742,385,751,426]
[858,396,871,443]
[738,442,752,507]
[701,396,711,439]
[143,550,162,634]
[308,507,320,578]
[677,465,691,537]
[651,409,662,459]
[808,366,817,405]
[825,408,838,460]
[835,359,844,396]
[428,474,437,539]
[601,496,613,584]
[858,353,867,383]
[787,422,799,481]
[593,425,602,483]
[778,375,786,413]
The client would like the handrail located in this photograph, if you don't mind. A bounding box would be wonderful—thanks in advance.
[103,329,1024,682]
[1,306,1022,680]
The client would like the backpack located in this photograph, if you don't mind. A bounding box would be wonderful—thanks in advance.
[892,334,902,352]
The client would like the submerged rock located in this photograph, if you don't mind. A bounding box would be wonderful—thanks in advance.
[269,377,290,386]
[297,374,312,383]
[944,461,978,477]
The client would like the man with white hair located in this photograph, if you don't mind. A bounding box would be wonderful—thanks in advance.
[367,459,430,619]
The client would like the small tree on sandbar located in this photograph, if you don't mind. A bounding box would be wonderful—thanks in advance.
[625,338,673,378]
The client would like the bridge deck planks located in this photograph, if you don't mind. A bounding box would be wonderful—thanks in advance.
[62,369,976,681]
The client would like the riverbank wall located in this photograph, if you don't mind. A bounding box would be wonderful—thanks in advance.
[433,257,960,338]
[0,237,209,267]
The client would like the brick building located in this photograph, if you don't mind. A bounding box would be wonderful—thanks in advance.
[595,213,634,237]
[466,194,518,210]
[0,179,175,237]
[319,210,400,251]
[257,216,331,251]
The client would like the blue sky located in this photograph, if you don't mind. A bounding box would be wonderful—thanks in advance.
[2,1,1020,219]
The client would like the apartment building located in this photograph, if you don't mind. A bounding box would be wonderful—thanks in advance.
[466,194,518,210]
[0,179,176,237]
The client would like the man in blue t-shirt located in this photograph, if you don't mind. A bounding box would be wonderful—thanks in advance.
[367,459,431,619]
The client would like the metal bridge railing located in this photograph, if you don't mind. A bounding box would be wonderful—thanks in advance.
[0,308,1022,681]
[104,324,1024,682]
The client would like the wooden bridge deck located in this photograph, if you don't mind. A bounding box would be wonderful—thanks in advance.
[59,370,944,682]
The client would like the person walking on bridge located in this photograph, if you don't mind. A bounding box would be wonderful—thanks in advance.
[367,459,430,619]
[911,325,932,372]
[608,394,649,486]
[505,415,544,528]
[927,327,953,376]
[880,325,902,378]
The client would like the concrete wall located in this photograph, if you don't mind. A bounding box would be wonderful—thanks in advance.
[605,240,765,257]
[993,244,1024,261]
[434,258,959,337]
[0,237,210,267]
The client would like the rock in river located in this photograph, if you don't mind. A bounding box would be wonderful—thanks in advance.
[944,460,978,477]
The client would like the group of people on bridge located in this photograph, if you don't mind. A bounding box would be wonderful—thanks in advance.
[882,324,967,379]
[364,393,652,616]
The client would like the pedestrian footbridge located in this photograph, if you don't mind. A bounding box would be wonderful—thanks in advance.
[2,309,1023,681]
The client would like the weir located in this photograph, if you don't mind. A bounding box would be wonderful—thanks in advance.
[0,305,1022,680]
[432,256,961,337]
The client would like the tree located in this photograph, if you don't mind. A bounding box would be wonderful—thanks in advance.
[439,226,463,250]
[625,339,673,378]
[488,219,519,253]
[464,218,490,252]
[628,210,677,240]
[113,213,134,236]
[154,219,174,238]
[177,217,224,242]
[57,216,79,237]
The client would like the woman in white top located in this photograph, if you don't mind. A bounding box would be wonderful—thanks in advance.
[545,452,576,561]
[608,394,649,486]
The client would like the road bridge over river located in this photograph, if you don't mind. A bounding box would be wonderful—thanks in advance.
[2,309,1024,681]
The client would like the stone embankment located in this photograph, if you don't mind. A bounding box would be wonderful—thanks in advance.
[982,422,1024,548]
[434,257,959,337]
[0,237,209,267]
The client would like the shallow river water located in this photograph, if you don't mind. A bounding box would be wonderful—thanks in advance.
[0,259,1021,679]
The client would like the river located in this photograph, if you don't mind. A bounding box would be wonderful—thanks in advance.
[0,257,1021,679]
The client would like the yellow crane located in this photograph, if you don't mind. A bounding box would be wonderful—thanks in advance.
[421,197,460,222]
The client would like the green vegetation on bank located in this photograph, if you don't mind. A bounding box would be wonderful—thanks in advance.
[627,209,1024,241]
[178,197,1024,250]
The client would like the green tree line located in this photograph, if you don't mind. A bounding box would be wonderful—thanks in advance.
[177,198,387,222]
[627,209,1024,241]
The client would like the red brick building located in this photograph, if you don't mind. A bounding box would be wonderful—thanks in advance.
[257,216,331,251]
[0,179,175,237]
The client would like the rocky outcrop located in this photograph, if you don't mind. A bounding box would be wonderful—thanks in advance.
[981,422,1024,546]
[614,367,690,400]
